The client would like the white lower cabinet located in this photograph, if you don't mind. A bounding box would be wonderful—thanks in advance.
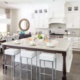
[64,36,80,50]
[71,37,80,50]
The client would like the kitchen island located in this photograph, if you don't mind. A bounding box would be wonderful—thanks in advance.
[2,38,72,80]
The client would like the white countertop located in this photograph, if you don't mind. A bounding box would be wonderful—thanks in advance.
[2,38,70,52]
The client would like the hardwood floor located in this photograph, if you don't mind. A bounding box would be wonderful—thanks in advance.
[0,51,80,80]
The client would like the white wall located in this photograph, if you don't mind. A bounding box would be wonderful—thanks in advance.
[10,9,19,34]
[17,6,35,33]
[0,8,5,15]
[0,8,7,32]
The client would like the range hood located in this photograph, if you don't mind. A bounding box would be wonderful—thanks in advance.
[49,17,65,24]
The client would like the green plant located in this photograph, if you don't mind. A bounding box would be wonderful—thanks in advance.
[38,34,43,39]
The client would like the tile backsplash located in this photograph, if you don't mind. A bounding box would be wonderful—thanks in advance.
[68,29,80,37]
[35,23,66,35]
[35,23,80,37]
[35,28,49,35]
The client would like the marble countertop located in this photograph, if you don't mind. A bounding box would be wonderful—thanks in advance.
[2,38,70,52]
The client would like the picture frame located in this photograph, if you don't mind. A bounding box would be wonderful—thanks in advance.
[74,6,78,11]
[68,7,72,11]
[39,10,42,13]
[44,9,47,13]
[35,10,38,13]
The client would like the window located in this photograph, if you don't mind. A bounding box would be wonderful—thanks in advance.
[44,9,47,13]
[68,7,72,11]
[74,6,78,11]
[34,10,38,13]
[0,14,7,32]
[39,10,42,13]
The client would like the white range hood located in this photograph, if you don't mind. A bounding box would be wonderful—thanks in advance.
[49,17,66,24]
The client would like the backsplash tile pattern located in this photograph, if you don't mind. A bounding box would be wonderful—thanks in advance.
[35,23,80,37]
[68,29,80,37]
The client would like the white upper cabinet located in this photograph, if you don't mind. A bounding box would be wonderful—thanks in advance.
[34,13,39,28]
[73,12,80,28]
[33,4,52,28]
[66,12,74,28]
[65,2,80,28]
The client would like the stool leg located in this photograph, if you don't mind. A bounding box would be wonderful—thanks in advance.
[0,49,1,53]
[52,62,53,80]
[26,58,28,80]
[36,52,38,80]
[39,60,41,80]
[20,56,22,80]
[4,54,6,80]
[54,59,56,80]
[44,61,45,80]
[11,56,15,80]
[14,60,15,77]
[4,54,7,74]
[31,58,32,80]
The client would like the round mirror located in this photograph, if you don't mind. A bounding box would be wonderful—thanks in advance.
[19,18,30,31]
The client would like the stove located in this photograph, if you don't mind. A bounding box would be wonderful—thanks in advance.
[49,30,64,38]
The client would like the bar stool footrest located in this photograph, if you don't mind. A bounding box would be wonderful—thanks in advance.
[40,73,52,76]
[4,65,13,68]
[21,69,31,72]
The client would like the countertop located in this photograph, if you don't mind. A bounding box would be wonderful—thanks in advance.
[2,38,70,52]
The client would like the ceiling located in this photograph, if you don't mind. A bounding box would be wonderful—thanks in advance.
[0,0,79,9]
[0,0,55,4]
[0,0,52,9]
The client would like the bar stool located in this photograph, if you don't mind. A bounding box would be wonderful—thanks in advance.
[4,48,20,80]
[20,49,37,80]
[39,52,56,80]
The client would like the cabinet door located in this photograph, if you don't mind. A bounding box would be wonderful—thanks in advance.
[43,12,49,28]
[66,12,74,28]
[38,12,44,28]
[44,18,49,28]
[66,3,80,29]
[34,13,39,28]
[73,12,80,28]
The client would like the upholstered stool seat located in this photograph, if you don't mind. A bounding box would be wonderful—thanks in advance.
[20,49,36,58]
[39,53,55,61]
[5,48,20,56]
